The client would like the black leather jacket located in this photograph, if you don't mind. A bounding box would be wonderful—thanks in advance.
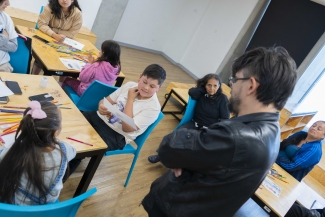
[142,112,280,217]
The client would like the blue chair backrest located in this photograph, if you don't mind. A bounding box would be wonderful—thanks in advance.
[9,37,32,74]
[0,188,96,217]
[77,80,118,111]
[134,112,164,150]
[174,96,197,130]
[35,6,45,30]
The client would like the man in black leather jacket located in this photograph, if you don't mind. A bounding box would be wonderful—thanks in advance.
[142,46,298,217]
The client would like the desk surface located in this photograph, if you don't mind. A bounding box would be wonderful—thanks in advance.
[16,25,124,79]
[16,25,97,73]
[254,164,303,217]
[0,73,107,153]
[297,181,325,209]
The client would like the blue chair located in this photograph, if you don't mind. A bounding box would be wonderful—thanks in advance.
[35,6,45,30]
[0,188,96,217]
[104,112,164,187]
[9,36,32,74]
[174,96,197,130]
[64,80,118,111]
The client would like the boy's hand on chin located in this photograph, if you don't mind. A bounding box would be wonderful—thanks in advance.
[128,87,139,100]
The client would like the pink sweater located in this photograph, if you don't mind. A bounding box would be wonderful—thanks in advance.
[78,61,120,94]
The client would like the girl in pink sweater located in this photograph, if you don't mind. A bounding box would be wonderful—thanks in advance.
[62,40,121,96]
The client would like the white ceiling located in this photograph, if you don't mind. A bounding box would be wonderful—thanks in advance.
[311,0,325,6]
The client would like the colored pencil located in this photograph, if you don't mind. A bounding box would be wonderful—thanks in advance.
[1,106,27,109]
[1,130,17,136]
[0,136,4,144]
[0,109,24,114]
[0,121,19,125]
[66,137,93,146]
[310,200,317,209]
[58,107,72,109]
[55,102,71,106]
[3,123,19,133]
[0,113,23,116]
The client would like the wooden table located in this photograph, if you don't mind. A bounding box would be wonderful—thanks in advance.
[252,164,304,217]
[0,73,108,197]
[15,25,125,87]
[296,181,325,209]
[162,82,231,121]
[5,6,97,44]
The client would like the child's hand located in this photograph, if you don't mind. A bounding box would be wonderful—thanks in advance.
[98,100,111,115]
[87,53,95,64]
[52,33,66,42]
[128,87,139,100]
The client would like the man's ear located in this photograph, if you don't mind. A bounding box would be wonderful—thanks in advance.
[247,77,258,96]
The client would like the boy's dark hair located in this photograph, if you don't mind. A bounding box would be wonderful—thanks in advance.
[96,40,121,75]
[49,0,82,19]
[0,101,63,204]
[142,64,166,86]
[232,46,297,110]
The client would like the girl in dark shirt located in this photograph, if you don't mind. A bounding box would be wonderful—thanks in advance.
[148,74,230,163]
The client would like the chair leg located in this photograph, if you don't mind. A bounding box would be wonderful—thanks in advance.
[124,154,139,187]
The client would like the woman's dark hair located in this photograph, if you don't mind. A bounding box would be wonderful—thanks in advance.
[96,40,121,75]
[49,0,82,19]
[0,101,62,204]
[232,46,297,110]
[196,73,223,102]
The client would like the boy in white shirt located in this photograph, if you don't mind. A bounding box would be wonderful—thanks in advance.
[0,0,18,72]
[68,64,166,174]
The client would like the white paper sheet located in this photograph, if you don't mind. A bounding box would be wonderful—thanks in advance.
[0,81,14,97]
[103,97,137,130]
[59,58,86,70]
[63,38,84,50]
[262,176,282,197]
[2,133,15,148]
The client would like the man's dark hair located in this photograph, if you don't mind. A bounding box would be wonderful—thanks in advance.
[142,64,166,86]
[232,46,297,110]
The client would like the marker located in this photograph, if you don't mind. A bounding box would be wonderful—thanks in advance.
[66,137,93,146]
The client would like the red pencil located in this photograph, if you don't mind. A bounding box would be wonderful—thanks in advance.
[66,137,93,146]
[1,130,16,136]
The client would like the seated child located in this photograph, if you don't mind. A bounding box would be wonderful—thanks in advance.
[0,101,76,205]
[62,40,121,96]
[276,121,325,181]
[0,0,18,72]
[148,73,230,163]
[68,64,166,174]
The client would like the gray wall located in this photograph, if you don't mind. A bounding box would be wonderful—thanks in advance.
[91,0,129,49]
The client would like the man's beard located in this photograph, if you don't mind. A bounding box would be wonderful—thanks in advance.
[228,96,241,117]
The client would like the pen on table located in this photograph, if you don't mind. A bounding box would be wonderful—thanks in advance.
[55,102,70,106]
[58,107,71,109]
[0,109,24,114]
[310,200,317,209]
[66,137,93,146]
[1,106,27,109]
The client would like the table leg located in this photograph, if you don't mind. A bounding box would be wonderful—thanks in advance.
[73,150,105,197]
[161,89,188,122]
[251,194,280,217]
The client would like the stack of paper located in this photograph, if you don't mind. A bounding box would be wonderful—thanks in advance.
[63,38,84,50]
[59,58,86,70]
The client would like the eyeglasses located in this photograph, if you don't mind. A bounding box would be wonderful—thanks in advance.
[228,76,260,84]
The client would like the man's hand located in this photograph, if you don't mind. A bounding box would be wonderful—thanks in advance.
[171,168,182,177]
[98,99,111,115]
[127,87,139,101]
[2,30,8,37]
[52,33,66,42]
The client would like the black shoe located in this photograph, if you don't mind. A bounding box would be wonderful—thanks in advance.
[148,155,160,163]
